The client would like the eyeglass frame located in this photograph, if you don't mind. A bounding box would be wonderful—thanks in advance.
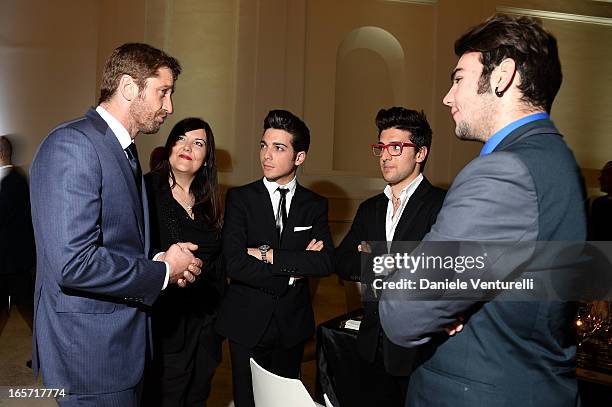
[371,142,417,157]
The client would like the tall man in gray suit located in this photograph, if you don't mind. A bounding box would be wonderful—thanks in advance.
[380,15,586,406]
[30,43,203,406]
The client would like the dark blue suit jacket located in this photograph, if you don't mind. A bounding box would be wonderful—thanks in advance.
[30,109,166,394]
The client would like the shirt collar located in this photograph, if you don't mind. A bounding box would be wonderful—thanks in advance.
[0,164,14,170]
[262,176,297,195]
[384,173,423,201]
[480,112,549,156]
[95,105,133,150]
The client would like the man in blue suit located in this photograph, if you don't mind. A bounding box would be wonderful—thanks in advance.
[380,15,586,406]
[30,43,203,406]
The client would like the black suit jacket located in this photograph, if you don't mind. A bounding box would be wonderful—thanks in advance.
[0,167,35,276]
[215,179,333,348]
[336,177,445,375]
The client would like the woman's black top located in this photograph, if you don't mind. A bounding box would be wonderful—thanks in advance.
[145,171,225,352]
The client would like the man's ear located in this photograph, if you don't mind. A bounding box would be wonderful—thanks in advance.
[493,58,517,94]
[294,151,306,166]
[415,146,428,164]
[118,74,139,102]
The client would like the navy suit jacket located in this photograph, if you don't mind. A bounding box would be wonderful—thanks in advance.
[30,108,166,394]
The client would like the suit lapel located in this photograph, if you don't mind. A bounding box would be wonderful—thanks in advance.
[284,183,306,236]
[374,194,388,242]
[85,109,145,246]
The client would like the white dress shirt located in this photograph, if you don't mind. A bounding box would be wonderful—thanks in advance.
[0,164,14,182]
[95,105,170,289]
[262,176,298,284]
[262,176,297,230]
[384,173,423,242]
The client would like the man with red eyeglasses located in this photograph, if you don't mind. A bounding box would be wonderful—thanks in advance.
[335,107,446,406]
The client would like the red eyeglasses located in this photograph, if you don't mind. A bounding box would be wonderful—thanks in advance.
[371,142,416,157]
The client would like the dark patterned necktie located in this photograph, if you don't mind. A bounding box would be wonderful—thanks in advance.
[125,143,142,197]
[276,187,289,242]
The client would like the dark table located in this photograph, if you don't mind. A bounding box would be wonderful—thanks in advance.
[315,309,365,407]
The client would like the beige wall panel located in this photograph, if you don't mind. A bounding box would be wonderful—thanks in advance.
[137,0,240,178]
[227,0,309,188]
[0,0,99,169]
[543,19,612,170]
[96,0,147,95]
[429,0,498,188]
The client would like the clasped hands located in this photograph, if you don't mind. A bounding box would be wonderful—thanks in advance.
[158,242,203,288]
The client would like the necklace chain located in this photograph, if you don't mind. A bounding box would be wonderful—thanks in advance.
[172,187,194,211]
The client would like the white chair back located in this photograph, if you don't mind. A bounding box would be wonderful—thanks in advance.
[250,358,320,407]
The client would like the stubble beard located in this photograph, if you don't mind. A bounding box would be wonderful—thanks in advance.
[129,98,162,135]
[454,96,496,143]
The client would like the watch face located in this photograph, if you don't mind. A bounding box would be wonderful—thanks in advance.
[260,244,270,250]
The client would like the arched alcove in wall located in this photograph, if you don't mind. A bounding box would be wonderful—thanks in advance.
[332,26,406,173]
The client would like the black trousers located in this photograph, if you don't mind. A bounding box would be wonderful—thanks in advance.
[229,317,305,407]
[142,320,223,407]
[356,349,410,407]
[0,272,34,333]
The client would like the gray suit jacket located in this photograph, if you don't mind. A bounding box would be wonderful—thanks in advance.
[30,109,166,394]
[379,119,586,406]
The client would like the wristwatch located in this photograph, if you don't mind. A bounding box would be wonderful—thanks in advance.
[259,244,270,263]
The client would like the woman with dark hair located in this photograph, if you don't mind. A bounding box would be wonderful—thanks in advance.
[142,117,225,407]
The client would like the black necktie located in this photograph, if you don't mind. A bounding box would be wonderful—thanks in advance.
[125,143,142,197]
[276,187,289,242]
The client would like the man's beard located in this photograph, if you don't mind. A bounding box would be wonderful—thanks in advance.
[130,99,163,134]
[455,121,484,142]
[140,119,161,134]
[454,99,496,143]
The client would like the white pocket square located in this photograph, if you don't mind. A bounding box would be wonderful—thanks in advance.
[293,226,312,232]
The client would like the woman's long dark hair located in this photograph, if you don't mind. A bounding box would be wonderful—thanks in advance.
[154,117,222,234]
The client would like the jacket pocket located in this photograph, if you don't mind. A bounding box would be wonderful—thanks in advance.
[55,294,116,314]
